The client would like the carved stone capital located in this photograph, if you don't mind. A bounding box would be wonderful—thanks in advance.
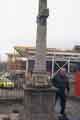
[37,8,49,25]
[39,8,49,17]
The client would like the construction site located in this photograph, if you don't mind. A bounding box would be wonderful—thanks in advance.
[7,45,80,80]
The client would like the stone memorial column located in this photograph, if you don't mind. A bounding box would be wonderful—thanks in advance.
[32,0,49,86]
[20,0,57,120]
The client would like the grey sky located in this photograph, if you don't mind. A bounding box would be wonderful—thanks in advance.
[0,0,80,60]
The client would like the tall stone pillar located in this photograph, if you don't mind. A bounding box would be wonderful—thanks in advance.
[32,0,49,87]
[20,1,57,120]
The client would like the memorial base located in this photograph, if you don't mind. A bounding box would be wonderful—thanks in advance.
[20,87,57,120]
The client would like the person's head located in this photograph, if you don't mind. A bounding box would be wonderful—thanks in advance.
[59,68,66,76]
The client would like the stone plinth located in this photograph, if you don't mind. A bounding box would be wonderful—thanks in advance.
[21,87,57,120]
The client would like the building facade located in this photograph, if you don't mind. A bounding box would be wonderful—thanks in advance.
[7,46,80,79]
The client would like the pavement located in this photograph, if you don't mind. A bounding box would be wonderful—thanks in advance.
[0,91,79,120]
[0,99,79,120]
[66,99,80,119]
[55,98,80,120]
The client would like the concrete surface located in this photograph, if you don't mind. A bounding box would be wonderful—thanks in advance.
[0,99,79,120]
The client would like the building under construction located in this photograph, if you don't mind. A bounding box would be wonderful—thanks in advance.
[7,45,80,79]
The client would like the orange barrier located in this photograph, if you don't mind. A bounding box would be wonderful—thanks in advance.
[75,71,80,96]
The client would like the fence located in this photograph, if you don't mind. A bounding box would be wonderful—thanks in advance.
[0,88,24,100]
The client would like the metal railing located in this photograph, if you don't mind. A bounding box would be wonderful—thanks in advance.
[0,88,24,100]
[0,77,24,100]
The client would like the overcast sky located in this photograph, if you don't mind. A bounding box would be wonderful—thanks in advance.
[0,0,80,60]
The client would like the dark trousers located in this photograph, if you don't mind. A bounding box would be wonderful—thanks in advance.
[55,93,66,115]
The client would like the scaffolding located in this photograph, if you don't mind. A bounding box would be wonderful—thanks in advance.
[7,47,80,80]
[51,51,80,77]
